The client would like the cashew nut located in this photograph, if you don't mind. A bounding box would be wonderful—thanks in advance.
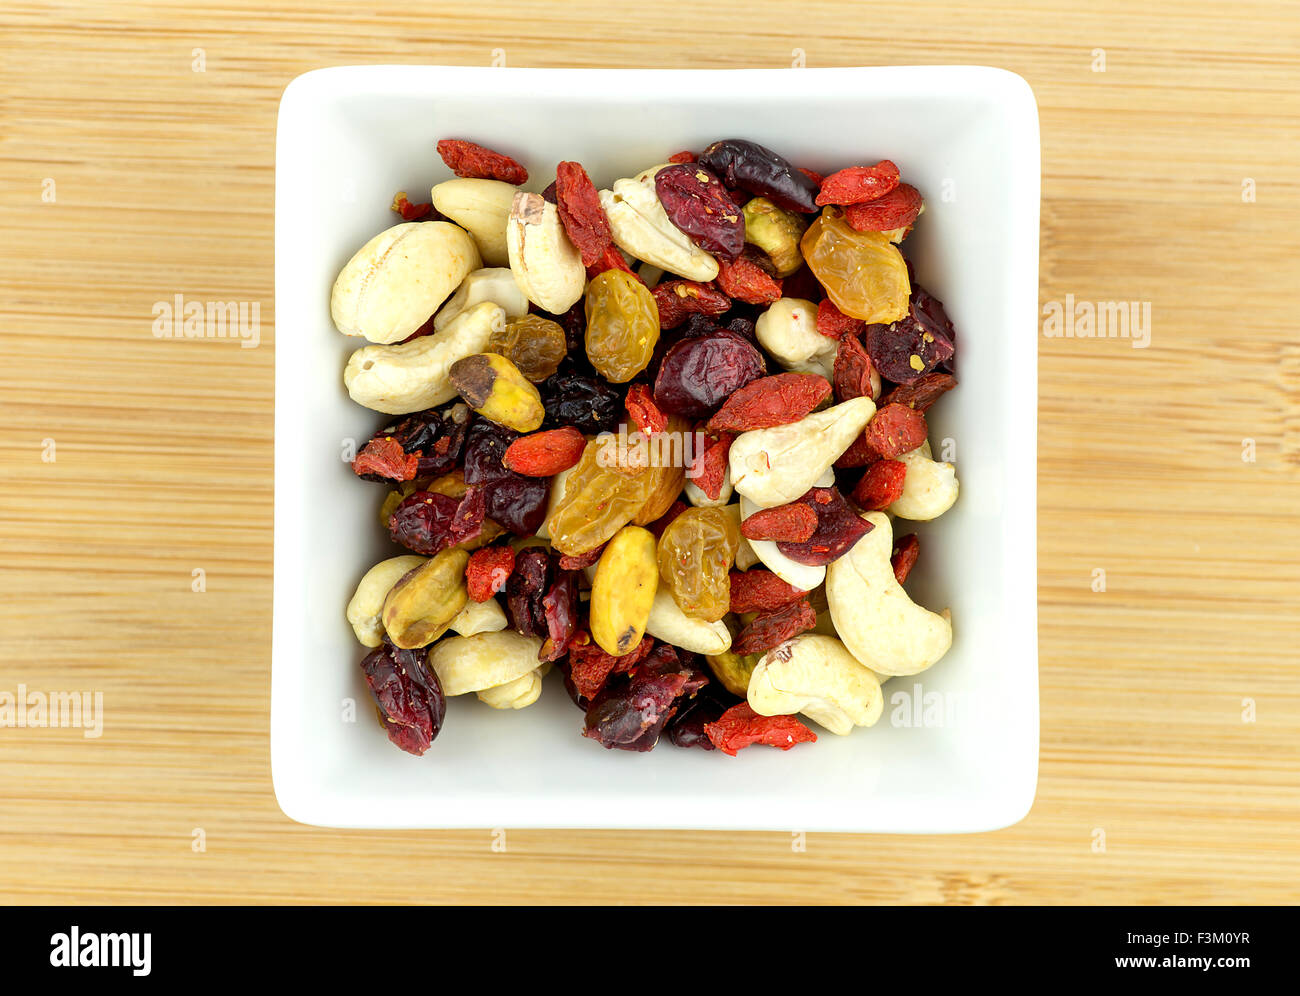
[343,301,505,414]
[475,669,543,709]
[644,588,731,655]
[506,192,586,313]
[729,397,875,508]
[755,298,836,380]
[449,596,507,637]
[434,267,529,331]
[747,633,883,735]
[717,503,760,570]
[427,630,545,695]
[684,463,733,507]
[888,441,959,521]
[826,511,952,676]
[430,178,518,267]
[330,222,481,344]
[346,555,427,646]
[599,166,719,282]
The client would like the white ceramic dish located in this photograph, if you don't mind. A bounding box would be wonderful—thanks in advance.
[273,65,1040,831]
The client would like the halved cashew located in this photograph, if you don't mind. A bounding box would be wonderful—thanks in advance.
[599,166,719,282]
[738,494,826,590]
[449,596,507,637]
[475,669,543,709]
[430,178,518,266]
[826,511,952,676]
[747,634,884,736]
[888,441,959,521]
[331,222,481,344]
[506,192,586,313]
[729,397,875,508]
[434,267,529,331]
[427,630,545,696]
[346,555,426,647]
[755,298,836,380]
[343,301,505,414]
[644,588,731,655]
[717,504,759,570]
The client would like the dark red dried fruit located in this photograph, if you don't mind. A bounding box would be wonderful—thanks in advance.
[697,139,821,214]
[668,150,697,164]
[352,436,419,482]
[582,664,686,752]
[654,330,766,419]
[844,182,923,231]
[891,533,920,585]
[704,702,817,756]
[462,420,550,535]
[388,491,460,555]
[851,459,907,511]
[651,280,731,329]
[647,499,688,539]
[834,432,881,470]
[796,166,824,186]
[879,371,957,412]
[467,545,515,603]
[780,263,824,303]
[541,369,623,434]
[832,333,877,405]
[732,598,818,655]
[685,429,733,502]
[815,160,901,206]
[557,542,606,571]
[449,485,487,547]
[625,383,667,435]
[502,426,587,476]
[740,503,819,543]
[354,404,472,482]
[864,403,928,459]
[568,633,654,701]
[436,138,528,184]
[654,162,746,261]
[707,373,831,433]
[816,298,866,340]
[359,643,445,756]
[864,311,955,386]
[555,161,613,267]
[776,487,873,566]
[540,568,580,661]
[728,569,808,614]
[585,243,638,281]
[504,548,551,638]
[713,255,783,305]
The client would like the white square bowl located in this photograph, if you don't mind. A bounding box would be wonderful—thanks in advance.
[273,65,1040,832]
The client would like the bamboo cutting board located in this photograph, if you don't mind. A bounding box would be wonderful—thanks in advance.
[0,0,1297,905]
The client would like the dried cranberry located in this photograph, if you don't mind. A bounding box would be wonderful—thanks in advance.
[653,329,766,418]
[776,487,874,566]
[540,568,580,662]
[388,491,460,555]
[462,420,549,535]
[358,643,445,756]
[865,285,957,385]
[697,139,821,213]
[505,548,551,638]
[540,369,623,434]
[910,285,958,374]
[582,667,686,752]
[654,162,746,261]
[354,403,472,482]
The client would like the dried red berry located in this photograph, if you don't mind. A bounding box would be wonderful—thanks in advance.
[655,163,746,261]
[557,543,606,571]
[505,548,551,638]
[816,298,866,340]
[568,634,654,701]
[651,280,731,329]
[834,432,880,470]
[466,545,515,603]
[388,491,460,555]
[732,598,818,656]
[697,139,821,214]
[654,330,766,419]
[352,436,419,482]
[582,659,687,752]
[625,383,668,435]
[555,161,612,267]
[436,138,528,184]
[713,255,783,305]
[585,243,638,281]
[815,160,901,206]
[502,426,587,477]
[880,371,957,412]
[668,150,697,164]
[686,430,734,502]
[864,403,928,459]
[844,182,923,232]
[704,702,817,756]
[832,333,877,405]
[540,569,580,661]
[390,191,435,221]
[891,533,920,585]
[776,487,873,566]
[728,569,808,614]
[354,404,472,482]
[707,373,832,433]
[359,644,445,756]
[796,166,824,186]
[851,459,907,511]
[740,503,819,543]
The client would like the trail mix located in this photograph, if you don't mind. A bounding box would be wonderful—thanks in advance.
[336,138,960,757]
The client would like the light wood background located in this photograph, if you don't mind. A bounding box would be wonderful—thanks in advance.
[1,0,1297,905]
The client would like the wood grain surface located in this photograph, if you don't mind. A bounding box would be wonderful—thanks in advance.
[1,0,1297,905]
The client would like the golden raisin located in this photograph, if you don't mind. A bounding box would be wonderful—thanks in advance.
[584,270,660,383]
[544,436,658,556]
[487,314,568,383]
[800,208,910,324]
[656,506,740,622]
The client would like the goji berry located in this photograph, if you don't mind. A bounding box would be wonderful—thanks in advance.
[555,161,612,267]
[713,255,783,305]
[625,383,667,435]
[558,542,606,571]
[816,298,866,340]
[390,191,435,221]
[832,333,876,405]
[585,243,638,281]
[686,429,733,501]
[704,702,817,756]
[851,459,906,511]
[732,598,818,656]
[814,160,900,206]
[879,371,957,412]
[668,150,697,164]
[740,503,819,543]
[707,373,831,433]
[728,569,808,614]
[352,436,419,482]
[651,280,731,329]
[436,138,528,184]
[796,166,824,186]
[502,426,587,476]
[568,633,654,701]
[775,487,873,566]
[647,499,688,539]
[833,432,879,469]
[844,182,923,232]
[466,545,515,603]
[863,403,928,459]
[891,533,920,585]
